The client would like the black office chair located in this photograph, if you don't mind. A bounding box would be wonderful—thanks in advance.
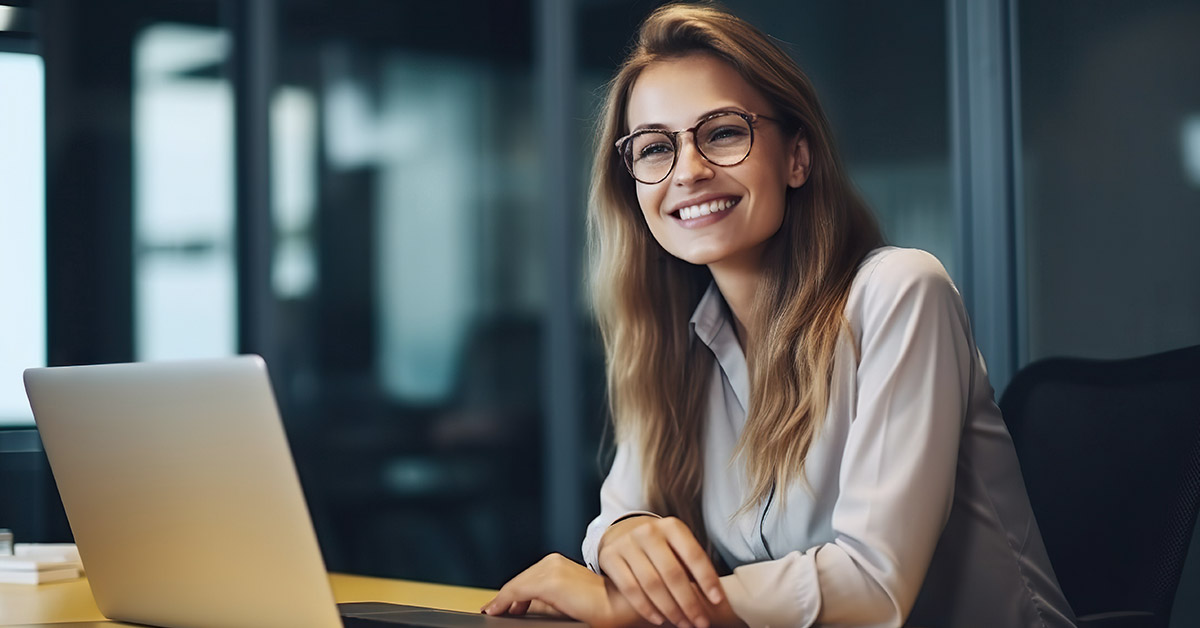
[999,344,1200,628]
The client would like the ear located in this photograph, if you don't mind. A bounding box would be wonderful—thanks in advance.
[786,136,811,188]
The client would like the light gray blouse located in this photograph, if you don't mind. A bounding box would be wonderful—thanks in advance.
[582,247,1076,627]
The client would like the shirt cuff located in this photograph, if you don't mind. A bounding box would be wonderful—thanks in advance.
[584,511,662,573]
[610,511,661,526]
[720,550,822,628]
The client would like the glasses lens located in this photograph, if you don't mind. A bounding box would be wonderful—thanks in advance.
[627,131,675,183]
[697,113,752,166]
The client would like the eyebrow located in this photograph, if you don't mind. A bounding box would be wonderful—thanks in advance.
[629,106,749,133]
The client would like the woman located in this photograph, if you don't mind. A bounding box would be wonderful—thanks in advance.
[483,4,1075,627]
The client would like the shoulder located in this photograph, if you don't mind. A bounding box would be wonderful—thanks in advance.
[847,247,965,331]
[854,247,955,294]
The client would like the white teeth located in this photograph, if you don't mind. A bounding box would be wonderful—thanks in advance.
[677,199,735,221]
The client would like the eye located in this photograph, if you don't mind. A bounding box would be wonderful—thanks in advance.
[638,142,672,158]
[705,124,749,145]
[631,134,674,162]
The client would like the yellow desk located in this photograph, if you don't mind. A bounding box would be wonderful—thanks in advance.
[0,573,496,626]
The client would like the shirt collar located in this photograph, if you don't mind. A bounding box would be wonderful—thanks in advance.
[689,281,728,346]
[689,281,751,413]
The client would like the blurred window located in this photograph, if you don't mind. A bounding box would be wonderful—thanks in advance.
[319,52,543,404]
[271,87,318,299]
[374,56,485,402]
[133,23,237,360]
[0,51,45,426]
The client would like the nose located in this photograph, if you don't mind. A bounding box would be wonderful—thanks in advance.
[671,132,714,186]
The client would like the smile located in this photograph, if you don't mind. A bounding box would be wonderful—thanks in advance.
[670,197,739,223]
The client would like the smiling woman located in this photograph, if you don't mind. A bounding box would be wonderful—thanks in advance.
[481,4,1076,628]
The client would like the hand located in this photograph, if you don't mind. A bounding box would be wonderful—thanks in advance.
[481,553,631,627]
[598,516,724,628]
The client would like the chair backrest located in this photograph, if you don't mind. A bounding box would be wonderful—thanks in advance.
[999,344,1200,628]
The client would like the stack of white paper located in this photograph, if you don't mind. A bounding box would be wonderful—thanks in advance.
[0,544,83,585]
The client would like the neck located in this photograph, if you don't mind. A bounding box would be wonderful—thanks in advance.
[707,253,765,350]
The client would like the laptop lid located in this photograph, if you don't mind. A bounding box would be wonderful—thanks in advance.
[24,356,342,628]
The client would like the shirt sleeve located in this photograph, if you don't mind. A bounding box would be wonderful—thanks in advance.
[720,249,975,628]
[581,440,661,573]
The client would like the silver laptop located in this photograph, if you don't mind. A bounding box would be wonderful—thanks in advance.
[24,356,580,628]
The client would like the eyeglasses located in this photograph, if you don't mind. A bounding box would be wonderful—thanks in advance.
[614,110,775,185]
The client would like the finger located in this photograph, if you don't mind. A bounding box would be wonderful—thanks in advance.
[607,557,665,625]
[642,540,710,628]
[662,521,724,604]
[482,580,524,615]
[482,591,511,615]
[625,549,692,628]
[527,600,567,617]
[483,559,568,618]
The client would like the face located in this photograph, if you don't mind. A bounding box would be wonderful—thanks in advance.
[624,53,810,269]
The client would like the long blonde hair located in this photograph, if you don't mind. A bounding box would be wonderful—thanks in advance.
[590,3,884,540]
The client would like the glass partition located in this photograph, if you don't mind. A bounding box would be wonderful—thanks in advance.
[269,0,551,587]
[1018,0,1200,361]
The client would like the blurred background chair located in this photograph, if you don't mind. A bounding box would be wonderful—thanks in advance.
[999,344,1200,628]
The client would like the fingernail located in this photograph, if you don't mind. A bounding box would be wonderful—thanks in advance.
[650,613,665,625]
[708,587,723,604]
[696,618,711,628]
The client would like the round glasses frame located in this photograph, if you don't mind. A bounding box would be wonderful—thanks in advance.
[614,110,776,185]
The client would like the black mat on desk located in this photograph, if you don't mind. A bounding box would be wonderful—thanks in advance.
[339,602,584,627]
